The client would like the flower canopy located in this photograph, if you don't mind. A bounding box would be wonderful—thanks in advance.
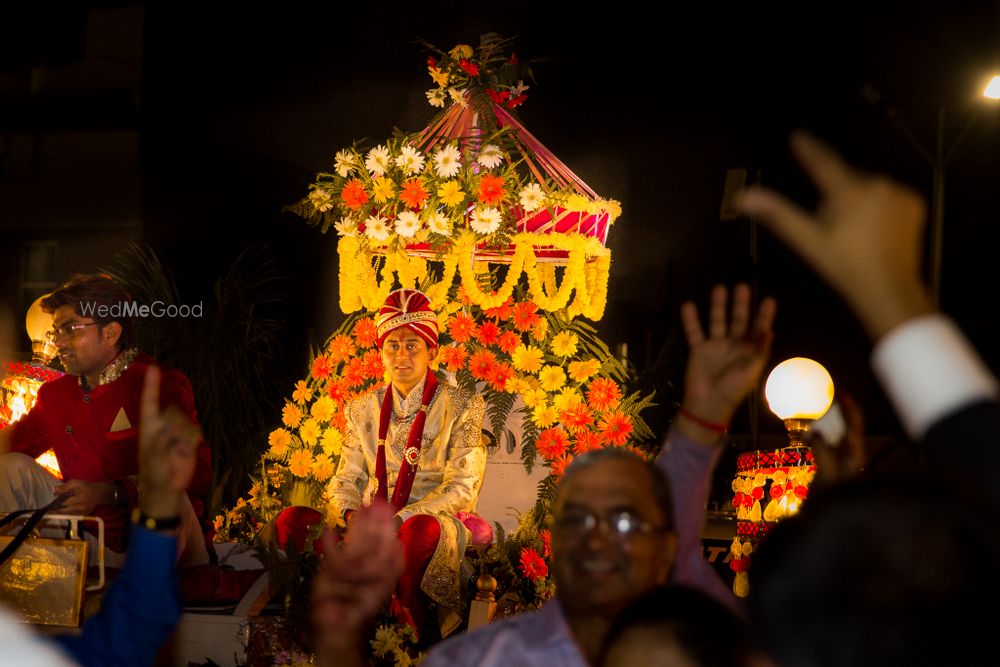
[288,35,620,320]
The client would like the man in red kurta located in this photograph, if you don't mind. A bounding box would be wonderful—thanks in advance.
[0,274,212,564]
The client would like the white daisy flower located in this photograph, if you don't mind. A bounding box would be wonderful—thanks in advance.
[308,188,333,212]
[519,183,546,212]
[333,216,357,237]
[477,144,503,169]
[394,146,426,176]
[470,207,502,234]
[363,214,391,241]
[433,144,462,178]
[365,145,391,177]
[334,150,357,177]
[427,209,451,237]
[448,87,469,109]
[395,211,421,238]
[426,88,446,108]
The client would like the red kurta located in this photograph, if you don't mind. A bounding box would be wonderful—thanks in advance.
[9,353,212,551]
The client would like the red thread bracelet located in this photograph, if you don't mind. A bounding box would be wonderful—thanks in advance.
[678,407,729,433]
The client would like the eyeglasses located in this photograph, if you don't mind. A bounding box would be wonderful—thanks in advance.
[45,322,99,342]
[550,509,666,542]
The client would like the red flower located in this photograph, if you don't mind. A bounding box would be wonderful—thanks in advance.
[326,334,356,364]
[507,94,528,109]
[511,301,541,332]
[343,358,366,387]
[486,89,510,104]
[535,427,570,461]
[478,321,501,346]
[488,362,514,391]
[311,354,331,380]
[332,411,348,432]
[399,178,429,210]
[353,318,378,349]
[587,378,623,412]
[519,547,548,582]
[573,430,603,454]
[539,529,551,558]
[598,412,634,447]
[549,453,573,479]
[497,330,521,355]
[427,56,437,67]
[448,312,477,343]
[439,344,469,372]
[477,174,506,206]
[468,350,497,381]
[458,58,480,76]
[560,403,595,434]
[484,297,514,321]
[361,348,384,379]
[340,179,369,209]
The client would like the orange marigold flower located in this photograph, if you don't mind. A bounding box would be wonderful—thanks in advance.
[361,348,384,379]
[282,403,303,428]
[587,378,623,412]
[353,318,378,348]
[535,427,570,461]
[484,297,514,321]
[399,178,429,209]
[340,178,369,209]
[511,301,541,332]
[311,354,332,380]
[468,349,497,381]
[332,410,348,432]
[488,362,515,391]
[288,450,313,478]
[568,358,603,383]
[497,330,521,354]
[573,430,603,454]
[478,321,501,346]
[549,453,574,479]
[440,344,469,372]
[327,377,349,403]
[343,358,366,387]
[327,334,356,363]
[519,547,548,582]
[477,174,506,206]
[560,403,595,434]
[448,311,477,343]
[598,412,634,447]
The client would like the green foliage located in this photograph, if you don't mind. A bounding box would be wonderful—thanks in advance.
[484,386,516,443]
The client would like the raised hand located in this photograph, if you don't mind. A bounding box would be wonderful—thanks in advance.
[312,501,404,667]
[678,283,776,444]
[737,131,933,340]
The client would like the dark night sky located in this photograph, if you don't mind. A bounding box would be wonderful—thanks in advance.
[4,1,1000,444]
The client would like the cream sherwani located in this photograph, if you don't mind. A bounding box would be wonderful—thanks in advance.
[328,377,486,632]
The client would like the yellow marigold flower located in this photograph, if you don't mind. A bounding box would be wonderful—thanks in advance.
[506,376,530,396]
[282,403,303,428]
[511,344,544,374]
[437,180,466,207]
[268,428,292,457]
[565,194,590,212]
[312,453,335,482]
[532,402,558,428]
[292,380,313,404]
[299,418,320,446]
[605,199,623,221]
[311,396,336,423]
[522,387,548,408]
[550,331,579,357]
[289,450,313,478]
[449,44,474,59]
[371,177,396,204]
[568,358,603,382]
[321,428,344,456]
[428,66,450,87]
[538,365,567,392]
[553,388,583,411]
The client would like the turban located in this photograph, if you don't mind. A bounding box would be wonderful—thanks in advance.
[375,289,439,349]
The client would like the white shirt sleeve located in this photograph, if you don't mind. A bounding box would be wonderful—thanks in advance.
[0,605,78,666]
[871,314,999,440]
